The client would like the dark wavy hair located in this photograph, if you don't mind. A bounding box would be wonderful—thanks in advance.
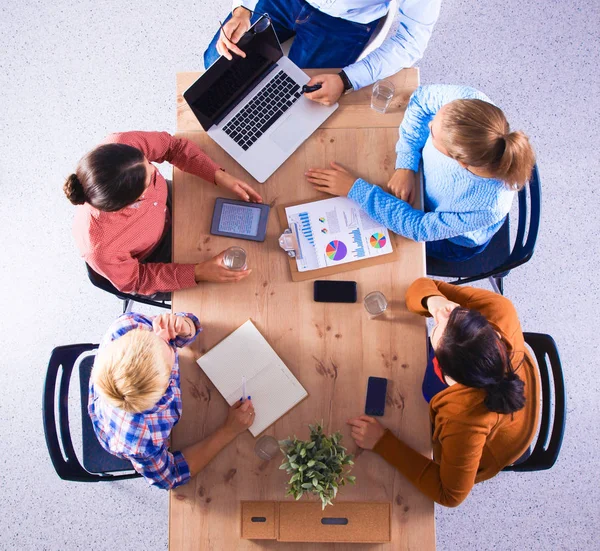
[435,307,526,414]
[63,143,147,212]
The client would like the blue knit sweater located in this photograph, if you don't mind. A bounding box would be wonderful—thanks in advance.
[348,85,515,247]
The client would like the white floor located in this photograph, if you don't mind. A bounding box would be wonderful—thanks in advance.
[1,0,598,549]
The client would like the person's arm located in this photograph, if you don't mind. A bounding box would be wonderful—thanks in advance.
[180,400,255,477]
[342,0,442,91]
[394,85,492,172]
[105,131,262,203]
[105,131,221,185]
[129,443,192,490]
[405,277,525,352]
[88,249,197,295]
[372,422,489,507]
[348,178,502,242]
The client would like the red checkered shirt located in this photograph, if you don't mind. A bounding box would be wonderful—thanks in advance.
[73,131,220,295]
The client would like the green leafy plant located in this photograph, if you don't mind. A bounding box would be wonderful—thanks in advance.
[279,422,355,509]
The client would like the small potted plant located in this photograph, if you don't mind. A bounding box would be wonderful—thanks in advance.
[279,422,355,509]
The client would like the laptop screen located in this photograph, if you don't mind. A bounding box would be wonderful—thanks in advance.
[184,22,282,130]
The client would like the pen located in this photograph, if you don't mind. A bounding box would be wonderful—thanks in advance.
[242,376,247,401]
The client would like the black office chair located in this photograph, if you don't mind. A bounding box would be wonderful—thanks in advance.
[426,165,542,295]
[42,343,141,482]
[504,332,566,472]
[86,264,170,313]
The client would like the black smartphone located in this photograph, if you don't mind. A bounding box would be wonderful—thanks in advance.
[365,376,388,416]
[313,280,357,303]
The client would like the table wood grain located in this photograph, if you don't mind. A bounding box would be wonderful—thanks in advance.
[169,69,434,550]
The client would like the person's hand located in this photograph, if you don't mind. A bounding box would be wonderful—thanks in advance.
[152,314,193,341]
[306,162,357,197]
[303,74,345,106]
[426,295,460,323]
[194,251,252,283]
[216,7,251,60]
[387,169,418,204]
[347,416,386,450]
[223,399,255,435]
[214,169,263,203]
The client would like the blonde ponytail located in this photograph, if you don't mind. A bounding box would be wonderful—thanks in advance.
[494,131,536,190]
[442,99,536,190]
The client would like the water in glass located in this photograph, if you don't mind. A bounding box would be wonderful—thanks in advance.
[364,291,388,316]
[371,80,395,113]
[223,246,247,270]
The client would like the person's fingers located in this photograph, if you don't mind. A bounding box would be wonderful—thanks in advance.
[240,182,263,203]
[358,415,376,423]
[229,21,248,43]
[240,400,251,412]
[329,161,347,173]
[347,418,367,428]
[306,175,332,185]
[232,399,243,409]
[234,183,250,201]
[305,88,328,102]
[306,168,335,176]
[220,31,246,58]
[399,188,409,202]
[408,188,415,204]
[217,36,233,61]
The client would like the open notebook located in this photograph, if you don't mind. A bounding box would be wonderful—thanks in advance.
[197,320,308,437]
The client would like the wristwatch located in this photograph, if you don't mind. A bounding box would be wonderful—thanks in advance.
[338,70,354,94]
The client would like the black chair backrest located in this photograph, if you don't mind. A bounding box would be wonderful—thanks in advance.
[505,332,566,472]
[43,343,140,482]
[426,164,542,285]
[85,263,170,310]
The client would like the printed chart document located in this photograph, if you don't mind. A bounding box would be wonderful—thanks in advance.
[197,320,308,437]
[285,197,394,272]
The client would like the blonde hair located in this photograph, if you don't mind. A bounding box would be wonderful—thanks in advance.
[441,99,536,190]
[92,329,171,413]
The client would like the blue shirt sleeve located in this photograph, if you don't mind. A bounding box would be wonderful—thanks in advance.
[348,178,502,242]
[395,85,492,171]
[343,0,441,90]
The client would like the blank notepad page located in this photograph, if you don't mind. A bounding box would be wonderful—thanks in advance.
[197,320,308,436]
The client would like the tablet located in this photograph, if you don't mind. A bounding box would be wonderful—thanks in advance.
[210,198,270,242]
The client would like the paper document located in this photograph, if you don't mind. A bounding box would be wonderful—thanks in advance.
[285,197,393,272]
[197,320,308,437]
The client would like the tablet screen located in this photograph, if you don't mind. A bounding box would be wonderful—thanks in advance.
[218,203,262,236]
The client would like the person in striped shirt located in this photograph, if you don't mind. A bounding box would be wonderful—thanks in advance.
[88,311,255,489]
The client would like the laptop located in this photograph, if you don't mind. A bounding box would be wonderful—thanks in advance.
[184,18,338,183]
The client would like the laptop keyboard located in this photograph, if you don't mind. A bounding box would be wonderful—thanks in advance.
[223,71,303,151]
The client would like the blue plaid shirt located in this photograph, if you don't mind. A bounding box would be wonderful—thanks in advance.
[89,312,202,490]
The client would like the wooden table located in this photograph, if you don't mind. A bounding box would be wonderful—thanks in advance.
[170,68,435,550]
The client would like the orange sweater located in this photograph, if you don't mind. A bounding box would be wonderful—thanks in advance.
[372,278,540,507]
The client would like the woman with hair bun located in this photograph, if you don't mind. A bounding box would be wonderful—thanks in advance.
[348,278,540,507]
[306,85,536,261]
[64,131,263,297]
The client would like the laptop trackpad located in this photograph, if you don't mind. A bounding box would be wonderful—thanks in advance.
[270,114,311,152]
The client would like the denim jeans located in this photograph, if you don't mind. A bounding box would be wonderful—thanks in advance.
[426,238,491,262]
[203,0,381,69]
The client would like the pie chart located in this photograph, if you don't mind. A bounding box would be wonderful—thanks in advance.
[370,232,387,249]
[326,240,348,261]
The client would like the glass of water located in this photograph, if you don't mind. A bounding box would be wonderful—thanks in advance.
[254,435,280,461]
[371,80,395,113]
[364,291,388,317]
[222,246,247,270]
